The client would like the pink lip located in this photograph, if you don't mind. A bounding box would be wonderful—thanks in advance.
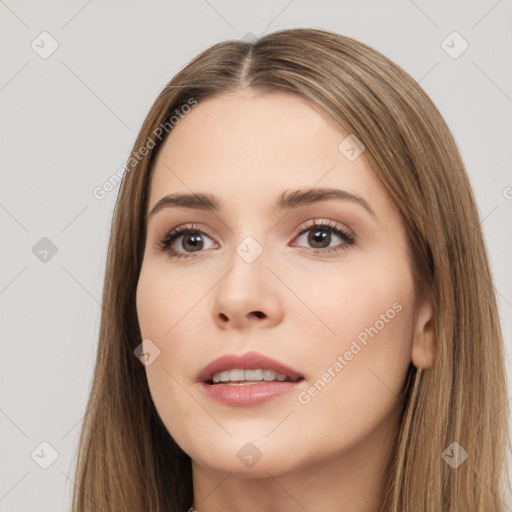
[197,351,305,407]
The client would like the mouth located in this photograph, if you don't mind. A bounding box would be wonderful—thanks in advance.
[198,351,305,406]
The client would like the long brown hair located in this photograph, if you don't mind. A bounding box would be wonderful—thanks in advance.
[71,28,510,511]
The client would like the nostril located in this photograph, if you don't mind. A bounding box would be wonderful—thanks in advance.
[252,311,265,319]
[219,313,228,322]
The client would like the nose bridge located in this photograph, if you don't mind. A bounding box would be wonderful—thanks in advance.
[221,232,269,300]
[212,231,283,328]
[235,233,266,266]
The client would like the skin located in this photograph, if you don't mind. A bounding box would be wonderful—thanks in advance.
[136,90,436,512]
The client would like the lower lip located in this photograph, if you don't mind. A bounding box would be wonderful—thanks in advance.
[200,380,303,407]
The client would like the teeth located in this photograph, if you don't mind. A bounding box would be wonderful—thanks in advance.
[231,369,245,381]
[245,369,263,380]
[211,369,296,383]
[263,369,276,381]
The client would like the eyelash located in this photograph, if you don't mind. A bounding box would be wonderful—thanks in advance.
[156,220,355,260]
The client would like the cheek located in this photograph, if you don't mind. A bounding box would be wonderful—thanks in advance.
[294,307,413,449]
[289,249,415,425]
[284,246,414,352]
[136,262,196,340]
[136,269,197,371]
[136,263,209,445]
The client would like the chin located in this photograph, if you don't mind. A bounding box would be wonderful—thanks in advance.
[183,435,307,477]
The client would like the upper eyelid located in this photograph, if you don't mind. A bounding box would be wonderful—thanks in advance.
[162,219,353,245]
[292,219,353,237]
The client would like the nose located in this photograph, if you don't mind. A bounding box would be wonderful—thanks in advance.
[212,247,284,330]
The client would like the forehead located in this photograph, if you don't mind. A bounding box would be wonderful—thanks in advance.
[148,91,385,214]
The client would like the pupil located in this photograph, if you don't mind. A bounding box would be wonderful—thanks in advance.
[183,234,203,251]
[308,229,330,248]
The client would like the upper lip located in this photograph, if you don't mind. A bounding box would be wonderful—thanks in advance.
[198,351,304,383]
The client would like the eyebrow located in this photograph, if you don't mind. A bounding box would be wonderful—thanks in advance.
[145,187,376,222]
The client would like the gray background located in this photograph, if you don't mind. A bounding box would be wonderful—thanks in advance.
[1,0,511,510]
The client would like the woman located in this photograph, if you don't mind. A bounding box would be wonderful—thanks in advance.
[71,28,510,511]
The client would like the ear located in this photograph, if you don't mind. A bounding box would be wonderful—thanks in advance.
[411,299,436,369]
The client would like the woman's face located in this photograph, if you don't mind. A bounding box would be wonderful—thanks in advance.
[136,90,434,477]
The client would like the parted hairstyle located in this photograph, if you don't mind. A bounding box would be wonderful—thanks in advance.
[71,28,510,512]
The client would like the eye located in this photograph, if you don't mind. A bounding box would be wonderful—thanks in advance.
[157,223,216,260]
[291,219,355,253]
[157,219,355,260]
